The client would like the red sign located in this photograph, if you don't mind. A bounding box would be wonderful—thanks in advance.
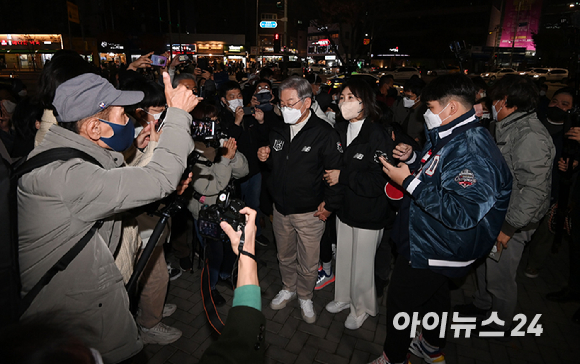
[317,39,330,46]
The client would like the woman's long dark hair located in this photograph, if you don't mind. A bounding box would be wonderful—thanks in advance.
[341,78,381,122]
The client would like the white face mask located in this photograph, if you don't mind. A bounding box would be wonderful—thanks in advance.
[339,100,363,120]
[140,108,163,121]
[18,89,27,97]
[492,101,503,121]
[227,98,244,113]
[315,86,322,95]
[423,102,451,130]
[479,91,486,99]
[403,97,416,108]
[482,112,491,119]
[539,90,546,96]
[134,125,144,138]
[281,100,305,125]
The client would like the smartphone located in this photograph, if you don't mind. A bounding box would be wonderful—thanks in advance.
[155,110,167,132]
[151,55,167,67]
[243,106,254,116]
[488,241,503,262]
[178,54,189,62]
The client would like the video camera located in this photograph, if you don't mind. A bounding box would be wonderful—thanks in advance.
[198,183,246,240]
[191,118,229,149]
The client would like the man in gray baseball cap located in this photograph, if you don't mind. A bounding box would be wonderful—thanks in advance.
[17,72,200,363]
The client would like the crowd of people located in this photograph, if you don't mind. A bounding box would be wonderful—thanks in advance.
[0,49,579,364]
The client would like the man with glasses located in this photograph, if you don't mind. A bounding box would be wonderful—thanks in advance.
[257,76,343,323]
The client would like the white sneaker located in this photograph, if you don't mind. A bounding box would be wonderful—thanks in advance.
[368,352,391,364]
[345,312,369,330]
[270,289,297,310]
[325,300,350,314]
[299,298,317,324]
[139,322,182,345]
[162,303,177,318]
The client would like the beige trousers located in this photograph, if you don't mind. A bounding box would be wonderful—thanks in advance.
[273,206,326,300]
[335,217,383,317]
[136,246,169,329]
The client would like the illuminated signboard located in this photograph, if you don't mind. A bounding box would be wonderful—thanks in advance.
[317,39,330,46]
[100,41,124,50]
[260,21,278,28]
[228,45,244,53]
[0,34,61,49]
[499,0,542,51]
[171,44,197,53]
[198,43,223,51]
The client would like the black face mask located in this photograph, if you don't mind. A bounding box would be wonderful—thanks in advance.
[546,106,569,123]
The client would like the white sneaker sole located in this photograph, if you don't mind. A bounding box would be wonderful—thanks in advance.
[270,294,297,310]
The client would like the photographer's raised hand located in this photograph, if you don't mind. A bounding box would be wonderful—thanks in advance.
[128,51,153,71]
[220,207,259,288]
[163,72,201,113]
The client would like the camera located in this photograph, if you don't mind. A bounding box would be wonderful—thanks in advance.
[191,118,228,148]
[198,184,246,240]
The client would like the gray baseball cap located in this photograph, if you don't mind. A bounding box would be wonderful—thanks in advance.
[53,73,144,122]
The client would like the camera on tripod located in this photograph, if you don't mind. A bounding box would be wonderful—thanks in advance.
[198,183,246,240]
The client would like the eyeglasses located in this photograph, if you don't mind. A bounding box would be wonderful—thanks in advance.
[278,98,304,109]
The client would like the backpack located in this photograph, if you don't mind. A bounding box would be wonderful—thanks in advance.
[0,147,102,328]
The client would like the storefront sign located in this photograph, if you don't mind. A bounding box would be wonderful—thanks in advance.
[171,44,196,53]
[99,41,124,51]
[0,34,62,50]
[317,39,330,46]
[228,45,244,53]
[260,21,278,29]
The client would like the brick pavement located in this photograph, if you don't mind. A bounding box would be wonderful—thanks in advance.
[132,225,580,364]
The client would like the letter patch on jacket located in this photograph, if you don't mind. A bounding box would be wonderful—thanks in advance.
[273,139,284,152]
[353,153,364,160]
[455,169,477,188]
[301,146,311,152]
[425,155,440,176]
[337,142,343,153]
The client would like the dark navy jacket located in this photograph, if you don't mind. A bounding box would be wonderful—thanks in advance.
[394,109,513,277]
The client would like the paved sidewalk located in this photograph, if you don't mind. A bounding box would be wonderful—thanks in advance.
[134,228,580,364]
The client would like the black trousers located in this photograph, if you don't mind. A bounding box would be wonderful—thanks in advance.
[384,257,449,362]
[319,213,336,264]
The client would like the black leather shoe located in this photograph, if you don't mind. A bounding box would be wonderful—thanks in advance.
[454,303,488,317]
[546,288,580,302]
[211,289,226,307]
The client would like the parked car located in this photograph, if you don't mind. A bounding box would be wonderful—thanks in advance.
[326,73,379,90]
[519,68,546,76]
[379,67,421,80]
[426,65,461,77]
[534,68,569,83]
[281,61,304,77]
[480,68,517,80]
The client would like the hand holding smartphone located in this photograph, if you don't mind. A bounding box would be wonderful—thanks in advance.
[151,55,168,67]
